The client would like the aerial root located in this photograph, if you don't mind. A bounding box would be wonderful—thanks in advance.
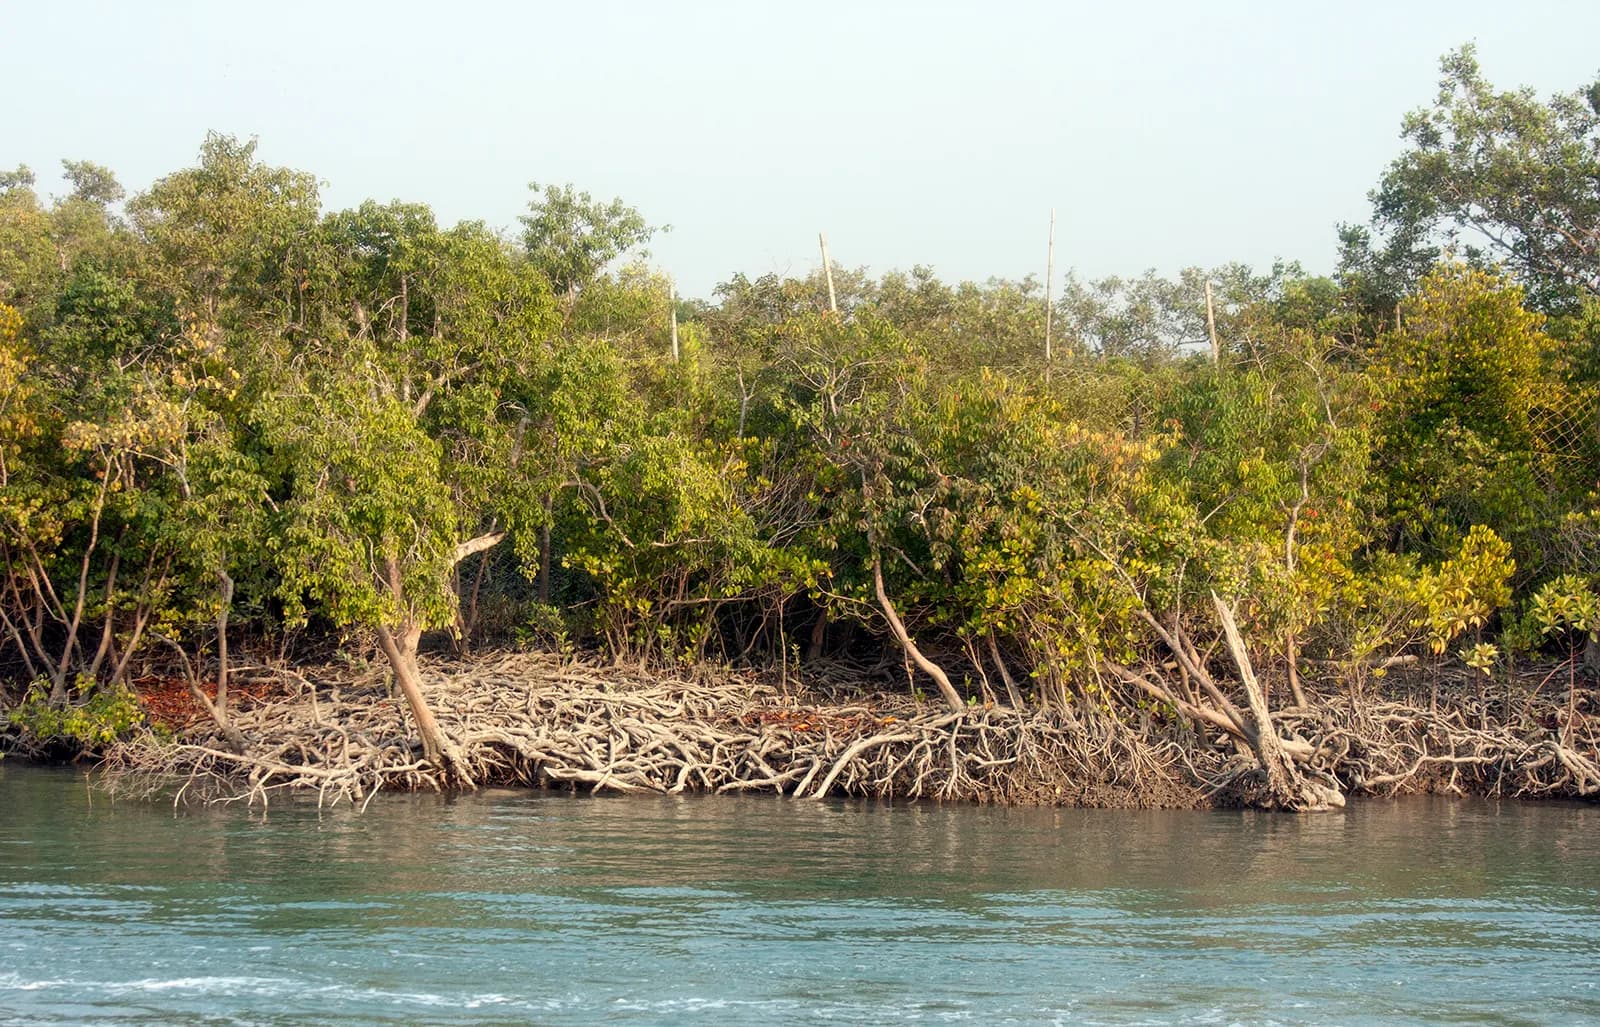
[101,652,1193,808]
[98,652,1598,810]
[1274,690,1600,801]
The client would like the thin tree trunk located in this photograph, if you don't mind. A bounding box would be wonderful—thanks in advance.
[215,569,234,719]
[107,553,170,687]
[50,476,111,704]
[11,549,58,670]
[819,233,838,313]
[84,550,121,684]
[538,495,553,604]
[987,631,1026,710]
[1213,594,1343,810]
[807,609,827,661]
[159,634,246,755]
[1044,208,1055,362]
[461,551,491,650]
[1285,628,1308,708]
[0,600,38,679]
[669,283,679,362]
[872,556,965,714]
[1205,280,1221,363]
[1568,642,1579,748]
[374,619,472,787]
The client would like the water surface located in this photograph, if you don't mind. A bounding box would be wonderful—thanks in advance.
[1,764,1596,1025]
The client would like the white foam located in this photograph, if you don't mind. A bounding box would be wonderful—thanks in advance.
[110,975,289,995]
[0,973,71,992]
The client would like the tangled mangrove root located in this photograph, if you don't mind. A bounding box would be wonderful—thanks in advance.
[98,652,1598,810]
[101,653,1196,808]
[1283,691,1600,800]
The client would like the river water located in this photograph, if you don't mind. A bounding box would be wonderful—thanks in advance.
[1,764,1596,1026]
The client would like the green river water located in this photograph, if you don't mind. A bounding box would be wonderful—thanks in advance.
[1,763,1596,1025]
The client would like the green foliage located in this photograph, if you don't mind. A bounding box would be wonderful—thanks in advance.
[1527,574,1600,644]
[563,433,811,658]
[261,358,461,635]
[1372,265,1561,565]
[1460,641,1499,675]
[520,182,656,297]
[0,165,36,191]
[1413,525,1516,654]
[128,133,322,327]
[9,677,145,747]
[61,160,124,206]
[0,178,58,311]
[1352,45,1600,312]
[1329,525,1515,667]
[3,88,1600,726]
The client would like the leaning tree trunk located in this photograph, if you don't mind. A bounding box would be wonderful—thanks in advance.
[1115,598,1343,811]
[1212,595,1343,811]
[374,619,474,787]
[372,535,504,788]
[872,557,966,714]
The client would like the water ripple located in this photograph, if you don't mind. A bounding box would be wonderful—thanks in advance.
[2,767,1597,1026]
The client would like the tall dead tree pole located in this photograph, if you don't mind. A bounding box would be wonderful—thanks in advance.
[819,232,838,314]
[669,281,679,363]
[1205,280,1220,363]
[1044,208,1056,361]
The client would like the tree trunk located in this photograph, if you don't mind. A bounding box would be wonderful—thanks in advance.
[159,632,246,756]
[807,609,827,661]
[538,513,552,604]
[375,620,474,787]
[368,538,503,787]
[872,557,965,714]
[202,569,247,754]
[215,569,233,722]
[1285,628,1308,708]
[987,632,1026,710]
[183,676,247,755]
[1213,595,1343,811]
[460,551,492,653]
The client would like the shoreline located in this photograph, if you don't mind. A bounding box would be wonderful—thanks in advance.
[19,651,1588,811]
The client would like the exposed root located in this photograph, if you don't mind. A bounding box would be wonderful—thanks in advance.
[100,653,1197,808]
[1280,690,1600,801]
[95,652,1600,811]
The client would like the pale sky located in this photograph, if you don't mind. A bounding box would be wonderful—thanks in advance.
[8,0,1600,299]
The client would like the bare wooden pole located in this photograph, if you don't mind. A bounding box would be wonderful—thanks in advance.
[1205,280,1220,363]
[1044,208,1056,361]
[669,282,679,363]
[819,232,838,313]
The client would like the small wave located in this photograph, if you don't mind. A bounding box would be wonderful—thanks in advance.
[0,973,71,992]
[110,975,291,994]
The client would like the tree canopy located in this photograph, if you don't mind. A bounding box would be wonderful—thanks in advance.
[1344,45,1600,312]
[4,49,1599,784]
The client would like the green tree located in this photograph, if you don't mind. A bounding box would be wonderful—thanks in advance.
[0,166,35,191]
[1349,45,1600,312]
[1371,265,1555,563]
[128,133,322,329]
[520,182,656,301]
[61,160,125,206]
[0,175,58,313]
[261,359,497,783]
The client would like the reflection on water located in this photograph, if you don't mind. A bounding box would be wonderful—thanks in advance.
[1,764,1596,1025]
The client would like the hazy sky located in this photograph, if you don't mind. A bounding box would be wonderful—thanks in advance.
[10,1,1600,298]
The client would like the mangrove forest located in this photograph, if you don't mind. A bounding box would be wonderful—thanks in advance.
[2,46,1598,811]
